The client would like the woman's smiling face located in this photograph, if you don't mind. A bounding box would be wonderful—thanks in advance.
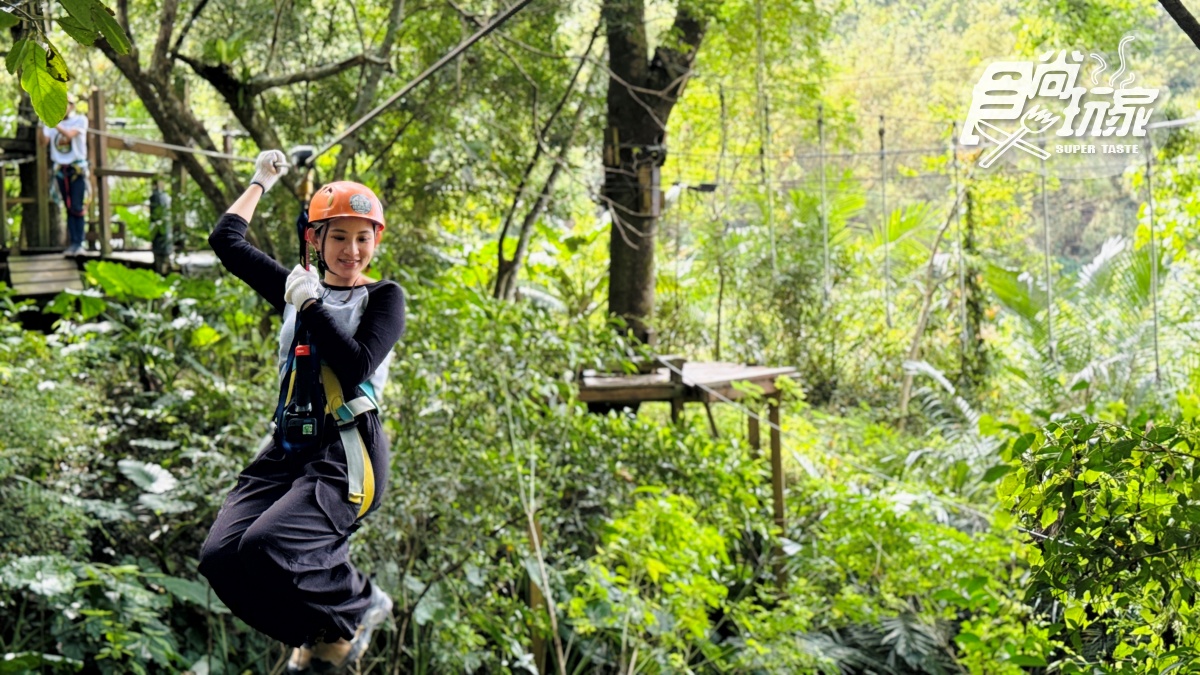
[313,216,378,285]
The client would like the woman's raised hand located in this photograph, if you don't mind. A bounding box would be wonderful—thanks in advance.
[285,264,322,310]
[251,150,289,193]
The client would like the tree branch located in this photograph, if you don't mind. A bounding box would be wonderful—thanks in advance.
[1159,0,1200,52]
[493,21,601,299]
[117,0,133,47]
[333,0,408,180]
[151,0,180,75]
[246,53,389,95]
[646,2,706,112]
[169,0,209,57]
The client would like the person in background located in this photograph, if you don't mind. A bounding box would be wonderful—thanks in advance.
[41,95,89,256]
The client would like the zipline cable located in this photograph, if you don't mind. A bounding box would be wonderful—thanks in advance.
[308,0,534,165]
[86,0,533,170]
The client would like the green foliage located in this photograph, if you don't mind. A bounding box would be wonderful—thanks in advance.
[3,0,130,124]
[569,492,731,666]
[1003,418,1200,672]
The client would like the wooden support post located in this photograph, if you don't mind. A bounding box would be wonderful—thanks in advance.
[527,516,547,675]
[703,402,720,438]
[93,89,111,258]
[0,164,7,249]
[172,160,184,250]
[769,397,784,532]
[748,407,761,458]
[34,125,49,248]
[669,361,684,425]
[769,396,787,585]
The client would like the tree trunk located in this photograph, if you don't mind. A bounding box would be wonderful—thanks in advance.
[957,184,989,393]
[601,0,706,344]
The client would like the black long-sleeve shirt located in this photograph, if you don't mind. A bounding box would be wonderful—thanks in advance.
[208,213,406,394]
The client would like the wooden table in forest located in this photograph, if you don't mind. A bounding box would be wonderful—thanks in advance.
[578,360,798,533]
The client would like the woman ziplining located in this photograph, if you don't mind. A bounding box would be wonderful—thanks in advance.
[198,150,405,673]
[185,3,535,671]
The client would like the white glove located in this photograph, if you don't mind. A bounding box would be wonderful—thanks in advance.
[251,150,289,193]
[285,264,321,309]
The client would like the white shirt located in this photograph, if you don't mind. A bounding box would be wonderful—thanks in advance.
[276,283,394,404]
[42,113,88,166]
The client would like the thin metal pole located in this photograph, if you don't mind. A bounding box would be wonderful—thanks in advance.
[952,122,968,361]
[1040,142,1055,364]
[880,115,891,328]
[818,105,830,299]
[755,0,776,274]
[1146,138,1162,385]
[716,85,728,361]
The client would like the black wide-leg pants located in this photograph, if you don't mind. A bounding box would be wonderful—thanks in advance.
[198,413,389,647]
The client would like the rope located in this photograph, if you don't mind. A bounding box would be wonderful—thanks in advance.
[90,128,257,163]
[309,0,534,164]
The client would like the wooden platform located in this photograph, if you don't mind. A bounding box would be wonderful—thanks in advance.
[579,358,798,549]
[6,253,82,296]
[579,362,797,405]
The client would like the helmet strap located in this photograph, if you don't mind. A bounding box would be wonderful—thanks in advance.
[316,225,330,276]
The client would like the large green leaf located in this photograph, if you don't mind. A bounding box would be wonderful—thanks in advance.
[19,42,68,126]
[0,9,19,30]
[92,3,130,55]
[84,260,168,300]
[137,493,196,514]
[58,0,97,29]
[983,262,1046,324]
[117,459,178,494]
[5,38,28,75]
[0,652,83,673]
[157,575,230,614]
[44,42,70,83]
[58,16,97,47]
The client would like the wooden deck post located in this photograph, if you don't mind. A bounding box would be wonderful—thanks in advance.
[748,408,760,458]
[0,164,7,249]
[769,396,787,585]
[527,516,547,675]
[172,160,184,250]
[669,362,684,424]
[769,397,784,532]
[92,89,111,258]
[34,123,49,248]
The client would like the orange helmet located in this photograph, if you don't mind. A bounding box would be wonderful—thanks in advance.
[308,181,385,231]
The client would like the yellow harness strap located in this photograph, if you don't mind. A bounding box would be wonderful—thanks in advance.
[320,365,377,520]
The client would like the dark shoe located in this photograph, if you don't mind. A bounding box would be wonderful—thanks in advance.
[309,583,394,673]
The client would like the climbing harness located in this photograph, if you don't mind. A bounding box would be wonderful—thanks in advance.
[274,319,380,519]
[320,364,379,519]
[275,313,323,455]
[273,182,384,518]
